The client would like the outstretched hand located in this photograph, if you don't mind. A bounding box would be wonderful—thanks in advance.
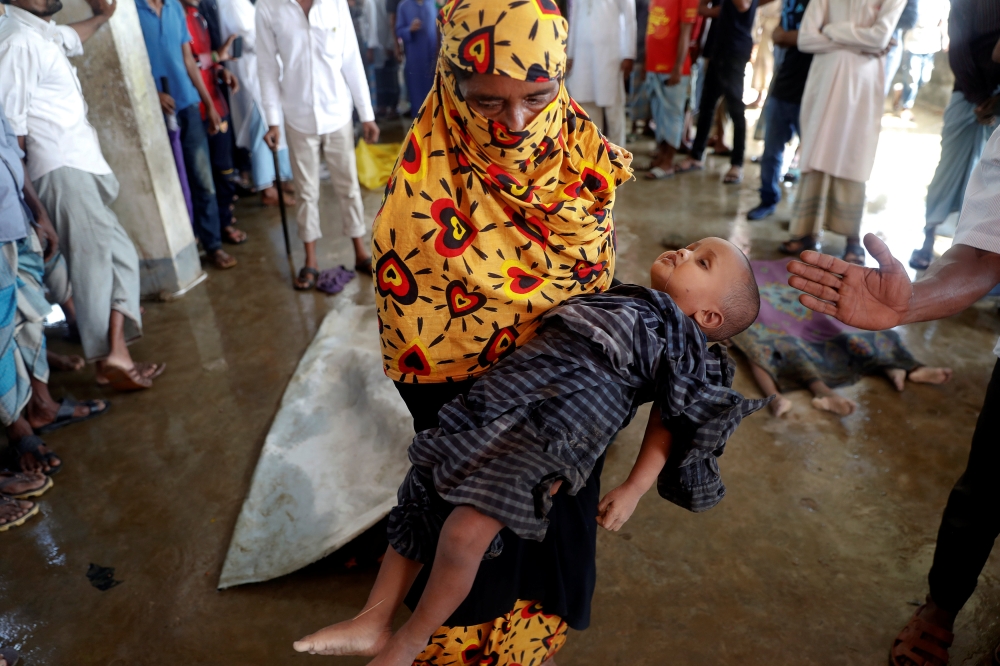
[786,233,913,331]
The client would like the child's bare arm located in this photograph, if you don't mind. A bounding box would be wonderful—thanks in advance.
[597,403,672,531]
[368,506,503,666]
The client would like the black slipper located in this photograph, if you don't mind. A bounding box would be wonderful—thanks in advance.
[11,435,61,476]
[355,257,373,275]
[35,396,111,434]
[294,267,319,291]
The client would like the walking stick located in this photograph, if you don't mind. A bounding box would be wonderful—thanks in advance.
[271,146,297,285]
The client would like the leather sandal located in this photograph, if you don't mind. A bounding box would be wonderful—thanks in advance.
[0,497,38,532]
[889,606,953,666]
[294,266,319,291]
[779,235,818,255]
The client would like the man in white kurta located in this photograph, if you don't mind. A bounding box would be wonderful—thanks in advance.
[566,0,637,147]
[779,0,906,265]
[257,0,380,290]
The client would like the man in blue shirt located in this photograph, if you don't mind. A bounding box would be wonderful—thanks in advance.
[745,0,812,221]
[136,0,238,269]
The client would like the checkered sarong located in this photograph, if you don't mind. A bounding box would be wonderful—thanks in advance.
[388,285,769,562]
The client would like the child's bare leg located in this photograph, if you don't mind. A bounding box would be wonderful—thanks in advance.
[369,506,503,666]
[749,362,791,417]
[809,380,857,416]
[293,546,422,656]
[884,368,907,391]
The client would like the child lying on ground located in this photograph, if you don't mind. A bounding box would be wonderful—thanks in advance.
[294,237,770,665]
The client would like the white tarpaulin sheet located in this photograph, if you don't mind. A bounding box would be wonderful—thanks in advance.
[218,286,413,588]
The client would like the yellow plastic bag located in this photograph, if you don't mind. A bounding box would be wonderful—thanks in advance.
[355,139,402,191]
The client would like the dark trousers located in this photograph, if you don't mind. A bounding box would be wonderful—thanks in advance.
[177,104,222,252]
[691,54,748,166]
[206,115,236,230]
[758,97,801,207]
[375,55,400,111]
[928,359,1000,613]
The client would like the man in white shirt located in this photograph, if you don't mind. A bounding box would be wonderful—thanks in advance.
[0,0,164,391]
[565,0,638,148]
[256,0,380,290]
[788,127,1000,665]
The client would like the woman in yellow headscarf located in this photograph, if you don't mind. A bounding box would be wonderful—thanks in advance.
[299,0,632,663]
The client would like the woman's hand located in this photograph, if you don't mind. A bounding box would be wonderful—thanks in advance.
[597,483,642,531]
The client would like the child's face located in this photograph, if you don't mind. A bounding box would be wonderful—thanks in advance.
[649,237,746,336]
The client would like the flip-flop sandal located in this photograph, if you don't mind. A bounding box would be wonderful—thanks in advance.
[909,248,933,270]
[723,171,744,184]
[843,244,866,266]
[35,396,111,434]
[222,226,248,245]
[355,257,373,275]
[712,147,733,157]
[316,266,356,295]
[645,166,674,180]
[294,267,319,291]
[96,361,165,387]
[11,435,61,476]
[889,606,953,666]
[102,365,154,391]
[779,236,818,255]
[674,162,704,174]
[0,646,21,666]
[0,497,38,533]
[0,471,53,499]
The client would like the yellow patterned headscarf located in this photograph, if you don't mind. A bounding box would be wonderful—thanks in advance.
[372,0,633,383]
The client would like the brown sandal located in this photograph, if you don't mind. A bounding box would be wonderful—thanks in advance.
[102,364,154,391]
[779,235,818,255]
[96,361,165,387]
[889,606,954,666]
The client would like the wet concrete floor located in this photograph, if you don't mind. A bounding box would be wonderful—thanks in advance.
[4,107,1000,665]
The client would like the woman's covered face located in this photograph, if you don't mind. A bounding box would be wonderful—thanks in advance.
[458,74,561,132]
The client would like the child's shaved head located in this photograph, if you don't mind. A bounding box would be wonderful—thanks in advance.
[650,238,760,341]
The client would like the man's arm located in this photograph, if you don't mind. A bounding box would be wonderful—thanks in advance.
[70,0,117,44]
[340,2,379,143]
[819,0,905,52]
[668,22,694,85]
[698,0,721,19]
[772,24,798,47]
[788,236,1000,328]
[255,3,283,148]
[597,404,672,531]
[182,42,222,133]
[15,136,59,260]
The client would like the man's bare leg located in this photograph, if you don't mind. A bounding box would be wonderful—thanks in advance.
[293,547,423,656]
[95,310,163,390]
[25,376,104,430]
[368,506,504,666]
[353,236,372,271]
[294,241,319,289]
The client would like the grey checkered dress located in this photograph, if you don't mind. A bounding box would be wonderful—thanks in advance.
[388,285,769,563]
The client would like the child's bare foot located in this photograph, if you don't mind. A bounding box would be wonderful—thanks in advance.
[885,368,907,392]
[293,615,392,656]
[769,394,792,417]
[908,366,953,385]
[811,394,857,416]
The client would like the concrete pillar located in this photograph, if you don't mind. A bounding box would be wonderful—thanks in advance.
[7,0,204,298]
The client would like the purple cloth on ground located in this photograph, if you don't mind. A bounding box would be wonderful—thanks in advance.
[168,127,194,228]
[316,266,356,295]
[751,259,858,342]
